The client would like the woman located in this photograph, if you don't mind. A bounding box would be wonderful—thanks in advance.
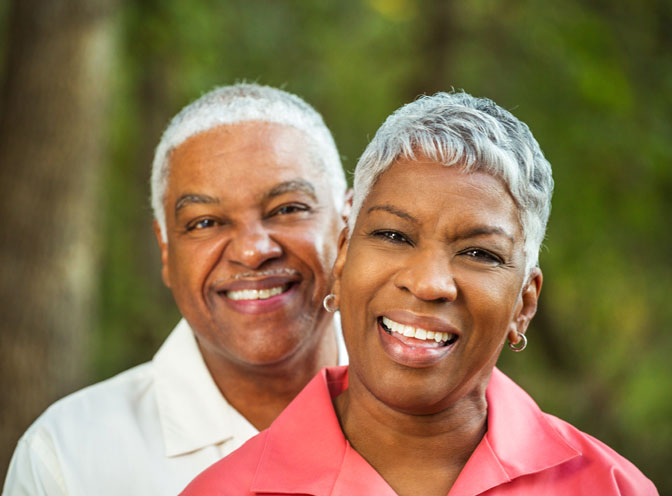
[182,92,657,495]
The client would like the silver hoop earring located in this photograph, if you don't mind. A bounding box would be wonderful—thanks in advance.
[508,332,527,352]
[323,294,338,313]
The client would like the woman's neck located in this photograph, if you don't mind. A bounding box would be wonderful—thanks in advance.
[334,378,488,496]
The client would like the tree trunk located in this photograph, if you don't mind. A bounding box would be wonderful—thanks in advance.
[405,0,457,100]
[0,0,118,478]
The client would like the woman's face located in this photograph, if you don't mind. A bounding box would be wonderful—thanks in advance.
[333,158,541,414]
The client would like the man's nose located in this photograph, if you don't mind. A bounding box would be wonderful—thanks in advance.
[225,224,283,269]
[393,247,458,302]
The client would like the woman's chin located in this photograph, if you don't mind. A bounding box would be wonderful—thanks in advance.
[368,379,459,415]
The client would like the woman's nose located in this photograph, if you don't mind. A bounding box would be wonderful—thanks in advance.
[225,224,283,269]
[393,249,458,302]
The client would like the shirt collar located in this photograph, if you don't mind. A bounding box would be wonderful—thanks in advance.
[251,367,396,496]
[449,368,581,495]
[250,366,581,496]
[152,319,257,457]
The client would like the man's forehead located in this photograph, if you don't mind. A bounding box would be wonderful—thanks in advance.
[165,122,334,212]
[168,122,325,178]
[174,121,315,158]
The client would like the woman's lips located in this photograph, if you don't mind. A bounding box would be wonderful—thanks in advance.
[377,314,459,368]
[380,316,457,345]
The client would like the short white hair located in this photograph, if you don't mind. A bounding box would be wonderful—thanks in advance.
[151,83,346,238]
[350,91,554,274]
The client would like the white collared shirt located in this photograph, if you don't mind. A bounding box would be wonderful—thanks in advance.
[3,317,347,496]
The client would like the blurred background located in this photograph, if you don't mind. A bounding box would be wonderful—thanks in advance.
[1,0,670,490]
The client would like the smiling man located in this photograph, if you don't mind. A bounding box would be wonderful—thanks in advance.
[3,84,349,495]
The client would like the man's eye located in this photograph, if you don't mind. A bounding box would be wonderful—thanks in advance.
[270,203,310,216]
[372,230,411,245]
[186,219,217,231]
[460,248,502,264]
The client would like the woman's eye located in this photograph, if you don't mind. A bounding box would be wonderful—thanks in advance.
[461,248,502,264]
[372,230,411,245]
[186,218,217,231]
[271,203,310,216]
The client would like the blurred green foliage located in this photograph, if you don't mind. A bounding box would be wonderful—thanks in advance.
[90,0,671,490]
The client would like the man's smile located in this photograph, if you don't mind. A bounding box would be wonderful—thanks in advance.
[210,268,304,313]
[226,286,285,301]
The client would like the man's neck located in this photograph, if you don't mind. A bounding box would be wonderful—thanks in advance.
[200,323,339,430]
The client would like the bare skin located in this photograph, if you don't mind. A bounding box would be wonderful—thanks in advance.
[331,159,542,494]
[335,379,489,495]
[156,121,346,430]
[202,321,338,429]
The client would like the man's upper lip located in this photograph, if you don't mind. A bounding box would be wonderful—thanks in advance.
[380,309,460,335]
[214,273,301,292]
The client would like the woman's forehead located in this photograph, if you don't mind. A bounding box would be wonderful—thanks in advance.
[360,160,523,238]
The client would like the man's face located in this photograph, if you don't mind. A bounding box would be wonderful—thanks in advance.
[157,122,343,372]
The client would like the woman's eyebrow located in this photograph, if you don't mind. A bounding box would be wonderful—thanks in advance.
[452,226,515,243]
[367,204,417,223]
[264,179,317,202]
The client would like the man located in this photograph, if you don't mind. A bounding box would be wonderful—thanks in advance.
[3,84,349,495]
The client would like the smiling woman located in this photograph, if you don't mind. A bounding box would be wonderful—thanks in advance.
[181,92,658,496]
[336,162,531,395]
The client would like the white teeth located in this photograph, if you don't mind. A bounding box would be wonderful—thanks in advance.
[381,317,455,344]
[227,286,284,301]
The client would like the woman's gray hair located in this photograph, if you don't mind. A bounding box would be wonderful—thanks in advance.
[151,83,346,239]
[350,91,554,273]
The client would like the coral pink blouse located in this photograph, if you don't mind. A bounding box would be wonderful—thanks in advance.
[182,366,657,495]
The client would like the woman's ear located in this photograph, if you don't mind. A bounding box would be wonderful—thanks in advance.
[508,268,543,344]
[331,227,350,301]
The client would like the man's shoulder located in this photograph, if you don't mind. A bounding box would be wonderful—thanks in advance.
[5,361,161,496]
[23,361,155,445]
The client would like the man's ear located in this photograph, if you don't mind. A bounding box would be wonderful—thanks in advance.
[340,189,353,225]
[507,268,543,344]
[331,227,350,302]
[153,220,171,288]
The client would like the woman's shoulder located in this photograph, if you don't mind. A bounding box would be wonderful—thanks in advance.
[542,413,658,494]
[180,430,269,495]
[487,369,657,494]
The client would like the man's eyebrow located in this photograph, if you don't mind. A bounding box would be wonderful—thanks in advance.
[264,180,317,202]
[367,205,417,223]
[174,194,219,215]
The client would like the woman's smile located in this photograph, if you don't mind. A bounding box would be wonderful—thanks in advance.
[380,317,457,346]
[333,157,529,412]
[376,312,460,367]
